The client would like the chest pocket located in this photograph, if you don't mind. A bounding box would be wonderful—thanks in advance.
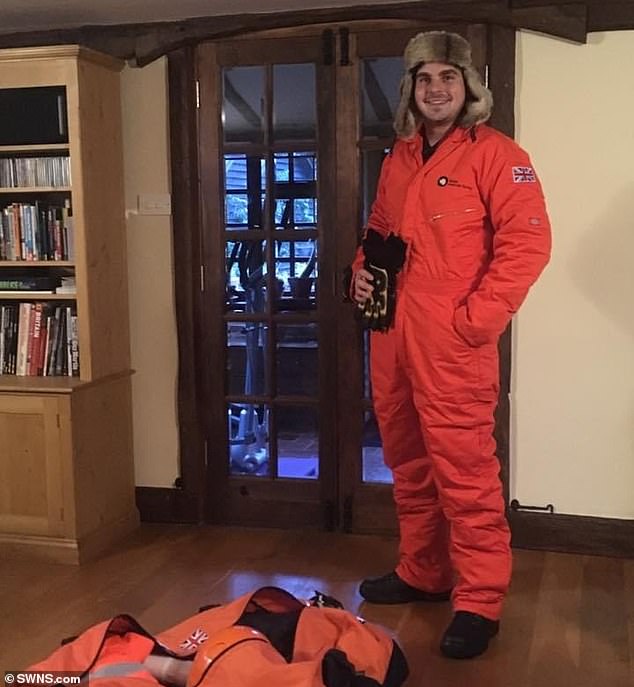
[427,205,489,278]
[430,207,478,223]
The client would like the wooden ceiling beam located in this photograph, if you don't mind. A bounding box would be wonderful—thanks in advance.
[0,1,506,66]
[512,0,634,31]
[511,3,587,42]
[0,0,630,66]
[587,1,634,31]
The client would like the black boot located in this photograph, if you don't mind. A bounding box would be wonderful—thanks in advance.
[359,571,452,604]
[440,611,499,659]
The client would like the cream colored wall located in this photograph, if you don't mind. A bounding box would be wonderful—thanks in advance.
[118,32,634,515]
[513,31,634,518]
[120,57,180,487]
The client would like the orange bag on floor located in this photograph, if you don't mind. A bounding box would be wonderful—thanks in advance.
[29,587,409,687]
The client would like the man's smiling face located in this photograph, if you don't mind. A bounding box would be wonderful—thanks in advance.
[413,62,466,129]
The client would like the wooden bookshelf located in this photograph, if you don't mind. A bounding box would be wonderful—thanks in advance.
[0,293,76,300]
[0,144,69,153]
[0,374,82,392]
[0,46,138,564]
[0,186,72,194]
[0,261,74,267]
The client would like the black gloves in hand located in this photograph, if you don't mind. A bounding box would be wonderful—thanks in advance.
[358,229,407,332]
[358,264,389,328]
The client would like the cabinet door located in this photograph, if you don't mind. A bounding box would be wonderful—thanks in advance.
[0,394,70,537]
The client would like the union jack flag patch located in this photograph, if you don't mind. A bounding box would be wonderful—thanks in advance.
[179,627,209,650]
[512,166,536,183]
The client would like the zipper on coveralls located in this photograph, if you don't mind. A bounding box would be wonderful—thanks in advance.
[430,208,477,221]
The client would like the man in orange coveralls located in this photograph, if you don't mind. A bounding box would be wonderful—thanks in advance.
[349,30,551,659]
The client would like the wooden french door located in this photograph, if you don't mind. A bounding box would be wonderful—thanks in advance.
[195,23,492,532]
[336,25,490,533]
[197,34,338,529]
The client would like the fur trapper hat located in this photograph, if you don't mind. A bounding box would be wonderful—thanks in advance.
[394,30,493,138]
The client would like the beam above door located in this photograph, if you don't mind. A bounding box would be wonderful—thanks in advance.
[0,0,632,66]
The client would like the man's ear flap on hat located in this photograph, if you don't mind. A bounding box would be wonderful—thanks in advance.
[461,66,493,127]
[393,72,417,139]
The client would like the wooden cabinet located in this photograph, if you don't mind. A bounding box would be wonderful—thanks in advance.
[0,46,138,563]
[0,393,68,539]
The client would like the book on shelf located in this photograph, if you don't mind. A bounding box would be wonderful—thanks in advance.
[55,275,76,294]
[0,301,79,377]
[0,199,74,261]
[0,275,61,291]
[14,302,31,375]
[0,156,71,188]
[0,273,62,297]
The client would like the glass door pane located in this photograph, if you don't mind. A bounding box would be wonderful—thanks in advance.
[361,57,402,139]
[222,61,319,481]
[205,36,333,514]
[223,67,265,144]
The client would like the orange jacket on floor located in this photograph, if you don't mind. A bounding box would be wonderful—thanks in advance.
[29,587,408,687]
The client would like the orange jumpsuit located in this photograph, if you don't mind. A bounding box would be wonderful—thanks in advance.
[354,125,551,620]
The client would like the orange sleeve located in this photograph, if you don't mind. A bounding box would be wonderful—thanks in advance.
[366,151,394,240]
[454,136,552,346]
[349,151,395,288]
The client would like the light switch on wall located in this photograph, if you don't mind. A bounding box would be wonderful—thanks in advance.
[137,193,172,215]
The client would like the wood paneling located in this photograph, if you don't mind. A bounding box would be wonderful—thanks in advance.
[70,374,138,541]
[510,510,634,558]
[74,54,130,380]
[167,47,205,522]
[135,486,199,523]
[0,394,67,537]
[0,378,138,563]
[196,42,228,525]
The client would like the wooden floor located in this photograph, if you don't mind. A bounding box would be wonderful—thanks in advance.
[1,524,633,687]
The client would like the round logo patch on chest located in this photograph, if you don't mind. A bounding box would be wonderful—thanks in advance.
[437,176,449,187]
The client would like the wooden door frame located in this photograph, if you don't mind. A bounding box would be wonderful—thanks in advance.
[336,23,516,535]
[164,21,516,529]
[192,33,342,528]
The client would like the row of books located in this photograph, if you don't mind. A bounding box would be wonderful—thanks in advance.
[0,302,79,377]
[0,156,71,188]
[0,200,74,261]
[0,274,76,296]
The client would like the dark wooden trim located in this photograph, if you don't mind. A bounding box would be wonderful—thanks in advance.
[221,479,323,529]
[587,1,634,31]
[135,487,199,523]
[511,4,587,42]
[134,490,634,558]
[168,47,206,522]
[196,42,232,526]
[510,510,634,558]
[335,28,365,534]
[487,24,517,139]
[315,30,341,529]
[486,24,516,505]
[6,1,634,66]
